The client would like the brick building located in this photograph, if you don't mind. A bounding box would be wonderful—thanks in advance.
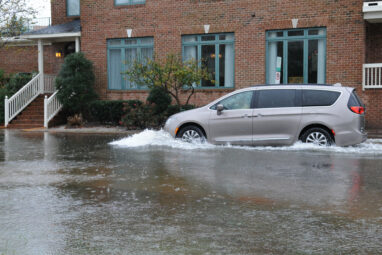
[1,0,382,128]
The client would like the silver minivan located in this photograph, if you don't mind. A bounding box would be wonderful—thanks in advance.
[164,85,367,146]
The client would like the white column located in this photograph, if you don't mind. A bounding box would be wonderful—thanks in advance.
[38,39,44,73]
[44,95,48,128]
[4,96,9,127]
[75,37,80,52]
[38,39,44,93]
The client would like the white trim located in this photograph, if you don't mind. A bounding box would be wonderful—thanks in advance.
[3,42,52,47]
[364,63,382,68]
[363,1,382,12]
[363,1,382,22]
[20,32,81,40]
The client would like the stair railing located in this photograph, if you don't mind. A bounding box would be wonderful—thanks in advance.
[4,73,42,127]
[44,74,57,93]
[44,91,62,128]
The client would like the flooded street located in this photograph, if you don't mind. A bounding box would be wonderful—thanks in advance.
[1,130,382,254]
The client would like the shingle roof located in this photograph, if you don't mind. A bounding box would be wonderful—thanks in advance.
[24,20,81,35]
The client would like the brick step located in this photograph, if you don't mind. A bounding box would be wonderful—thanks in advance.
[19,110,44,113]
[16,114,44,118]
[19,109,44,112]
[22,106,44,110]
[13,118,44,123]
[7,124,44,129]
[17,111,44,115]
[15,114,44,118]
[13,116,44,120]
[7,94,55,129]
[11,120,44,124]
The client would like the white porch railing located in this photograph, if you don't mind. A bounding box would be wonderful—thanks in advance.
[44,74,57,93]
[4,73,61,128]
[4,73,42,127]
[363,63,382,90]
[44,91,62,128]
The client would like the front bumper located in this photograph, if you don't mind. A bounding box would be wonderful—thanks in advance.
[164,118,178,138]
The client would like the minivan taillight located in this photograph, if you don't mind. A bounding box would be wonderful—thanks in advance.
[350,106,365,115]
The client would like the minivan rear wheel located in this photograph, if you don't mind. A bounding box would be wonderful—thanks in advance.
[301,128,333,146]
[177,125,206,143]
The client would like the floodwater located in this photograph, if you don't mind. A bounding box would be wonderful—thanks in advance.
[1,130,382,255]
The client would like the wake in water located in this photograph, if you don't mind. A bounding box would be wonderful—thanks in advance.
[110,129,382,155]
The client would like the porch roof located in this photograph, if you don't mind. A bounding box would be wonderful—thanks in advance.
[20,20,81,40]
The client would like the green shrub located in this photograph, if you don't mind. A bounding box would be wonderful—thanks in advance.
[5,73,33,96]
[121,103,196,130]
[147,86,171,114]
[0,72,34,125]
[166,104,196,117]
[0,69,8,87]
[55,53,98,115]
[89,100,142,125]
[0,87,7,124]
[121,103,160,129]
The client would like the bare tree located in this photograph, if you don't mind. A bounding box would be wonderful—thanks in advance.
[0,0,37,47]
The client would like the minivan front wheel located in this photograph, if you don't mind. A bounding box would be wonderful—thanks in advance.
[301,128,333,146]
[177,125,206,143]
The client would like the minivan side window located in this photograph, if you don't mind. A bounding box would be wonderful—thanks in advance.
[256,89,296,108]
[302,90,340,107]
[211,91,253,110]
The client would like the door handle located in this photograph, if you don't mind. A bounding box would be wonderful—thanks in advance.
[242,114,250,118]
[253,113,263,118]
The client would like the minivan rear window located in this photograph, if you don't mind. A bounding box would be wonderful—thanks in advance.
[256,89,296,108]
[348,90,364,108]
[302,90,340,107]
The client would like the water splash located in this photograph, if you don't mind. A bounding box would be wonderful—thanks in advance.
[109,129,215,150]
[110,129,382,155]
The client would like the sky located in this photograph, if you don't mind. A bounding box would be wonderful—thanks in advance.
[28,0,51,18]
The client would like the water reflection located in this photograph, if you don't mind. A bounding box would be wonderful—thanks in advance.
[0,130,382,254]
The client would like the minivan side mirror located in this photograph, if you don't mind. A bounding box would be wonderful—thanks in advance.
[216,104,224,115]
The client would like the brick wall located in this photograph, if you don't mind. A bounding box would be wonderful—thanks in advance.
[0,45,38,74]
[46,0,382,128]
[364,23,382,128]
[0,43,65,76]
[366,23,382,63]
[51,0,79,25]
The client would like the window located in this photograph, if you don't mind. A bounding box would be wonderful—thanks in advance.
[256,89,297,108]
[107,37,154,90]
[115,0,145,6]
[266,28,326,85]
[182,33,235,88]
[302,90,340,107]
[211,91,253,110]
[67,0,80,16]
[348,90,364,108]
